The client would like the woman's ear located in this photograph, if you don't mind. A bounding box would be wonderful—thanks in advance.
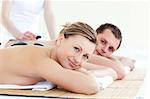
[56,34,65,46]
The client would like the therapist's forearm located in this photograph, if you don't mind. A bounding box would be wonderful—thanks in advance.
[44,0,56,40]
[2,16,22,39]
[45,14,56,39]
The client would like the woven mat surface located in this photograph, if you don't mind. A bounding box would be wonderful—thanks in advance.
[0,68,145,98]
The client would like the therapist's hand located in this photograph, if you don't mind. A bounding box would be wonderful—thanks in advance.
[17,31,37,41]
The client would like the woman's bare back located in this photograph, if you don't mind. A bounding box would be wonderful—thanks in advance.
[0,46,51,85]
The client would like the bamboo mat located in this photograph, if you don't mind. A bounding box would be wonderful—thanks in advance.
[0,68,146,98]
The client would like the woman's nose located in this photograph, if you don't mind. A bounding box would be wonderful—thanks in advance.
[74,55,82,65]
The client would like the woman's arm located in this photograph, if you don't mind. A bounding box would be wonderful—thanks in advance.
[44,0,56,40]
[88,54,125,80]
[35,58,99,95]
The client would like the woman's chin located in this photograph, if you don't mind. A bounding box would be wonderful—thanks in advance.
[63,65,72,70]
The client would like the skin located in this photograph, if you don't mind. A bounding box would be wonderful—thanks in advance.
[87,29,135,79]
[4,29,135,80]
[0,35,98,95]
[95,29,120,57]
[44,0,56,39]
[1,0,55,40]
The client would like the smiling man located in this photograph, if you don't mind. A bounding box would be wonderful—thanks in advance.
[85,23,135,80]
[95,23,121,57]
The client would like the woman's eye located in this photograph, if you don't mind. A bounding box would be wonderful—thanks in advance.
[83,54,89,60]
[74,47,80,52]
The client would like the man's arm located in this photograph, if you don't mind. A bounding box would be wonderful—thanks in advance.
[35,58,99,95]
[82,62,118,80]
[88,54,125,80]
[113,56,135,71]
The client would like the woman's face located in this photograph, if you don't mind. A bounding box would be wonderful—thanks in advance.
[56,35,96,70]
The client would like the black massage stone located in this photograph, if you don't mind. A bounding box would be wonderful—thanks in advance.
[11,42,27,46]
[34,43,44,46]
[36,36,41,39]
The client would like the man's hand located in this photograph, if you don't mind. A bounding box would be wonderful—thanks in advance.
[108,56,136,79]
[88,54,126,80]
[119,57,135,71]
[107,56,126,80]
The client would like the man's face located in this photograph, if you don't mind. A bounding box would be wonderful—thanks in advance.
[95,29,120,57]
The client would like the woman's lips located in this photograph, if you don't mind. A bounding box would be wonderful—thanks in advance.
[70,62,76,68]
[68,60,78,69]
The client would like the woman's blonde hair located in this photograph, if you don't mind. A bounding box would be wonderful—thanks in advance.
[60,22,97,44]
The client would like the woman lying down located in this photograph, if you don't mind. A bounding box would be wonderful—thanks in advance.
[0,22,117,95]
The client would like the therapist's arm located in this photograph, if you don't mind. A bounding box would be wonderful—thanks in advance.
[44,0,56,40]
[1,0,36,41]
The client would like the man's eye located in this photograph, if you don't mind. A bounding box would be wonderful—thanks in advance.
[109,47,114,52]
[74,47,80,52]
[101,40,105,44]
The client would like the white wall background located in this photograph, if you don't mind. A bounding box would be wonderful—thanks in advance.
[38,0,149,69]
[48,1,149,50]
[0,0,149,50]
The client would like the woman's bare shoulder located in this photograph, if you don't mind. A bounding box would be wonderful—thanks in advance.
[12,45,51,54]
[1,45,51,60]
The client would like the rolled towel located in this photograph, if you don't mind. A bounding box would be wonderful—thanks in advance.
[95,76,114,90]
[0,81,56,91]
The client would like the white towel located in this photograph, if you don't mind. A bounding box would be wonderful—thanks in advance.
[95,67,131,90]
[124,66,130,75]
[0,77,113,91]
[0,81,56,91]
[95,76,114,90]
